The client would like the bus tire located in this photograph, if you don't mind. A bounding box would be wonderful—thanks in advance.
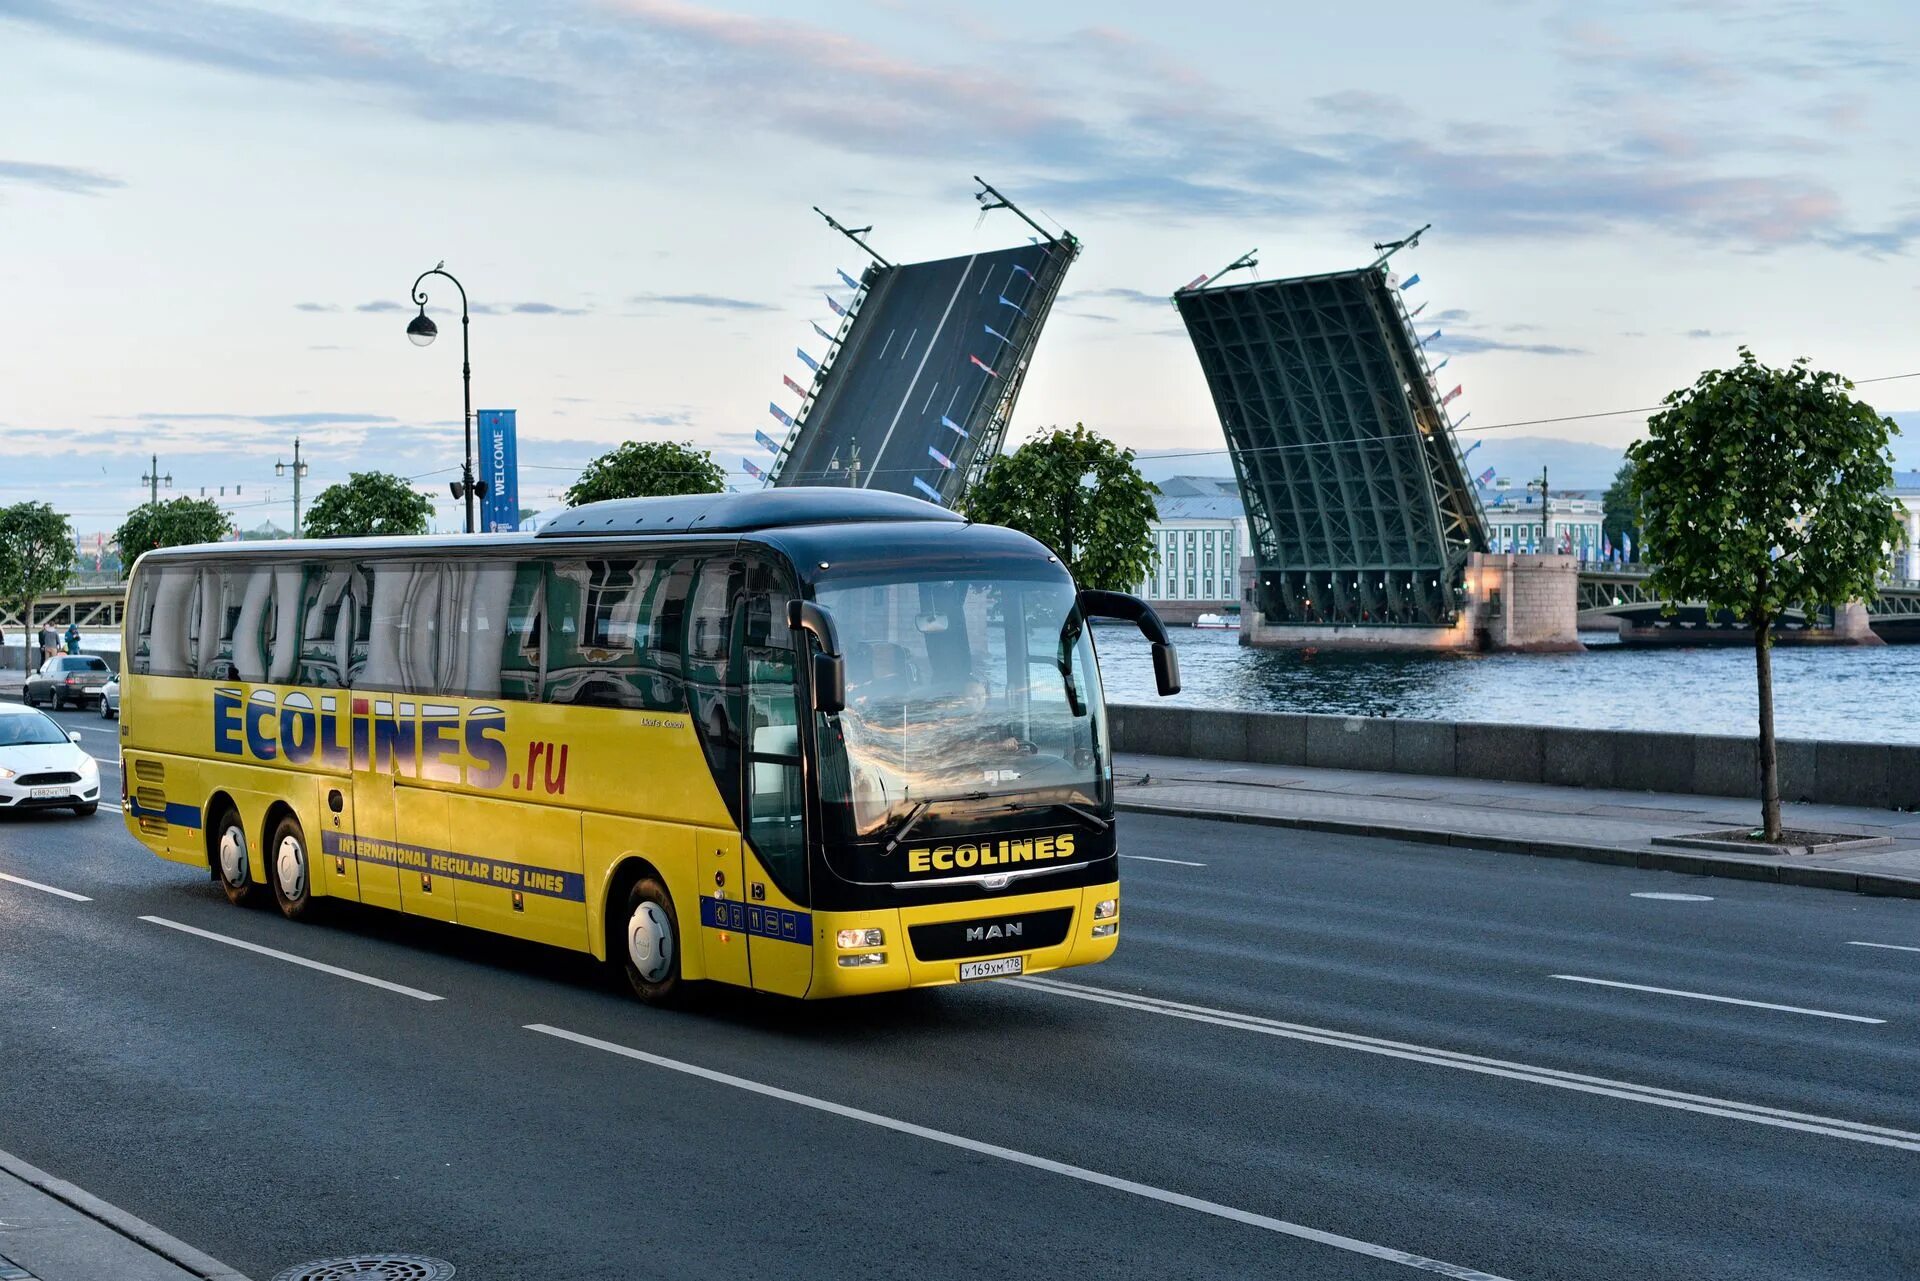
[268,811,313,921]
[618,876,686,1006]
[212,804,259,907]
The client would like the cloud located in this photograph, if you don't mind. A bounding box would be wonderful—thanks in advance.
[630,292,776,312]
[625,410,696,427]
[1073,287,1170,308]
[132,411,399,427]
[355,299,405,313]
[1428,333,1587,356]
[1683,328,1736,339]
[0,158,124,195]
[293,302,338,312]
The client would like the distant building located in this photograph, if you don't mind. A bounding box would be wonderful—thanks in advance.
[1894,471,1920,580]
[1132,476,1249,622]
[1478,486,1609,557]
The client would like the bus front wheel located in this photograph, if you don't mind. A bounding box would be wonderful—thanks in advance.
[619,876,685,1006]
[269,812,313,921]
[213,806,259,907]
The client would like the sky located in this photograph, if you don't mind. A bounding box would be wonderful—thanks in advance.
[2,0,1916,536]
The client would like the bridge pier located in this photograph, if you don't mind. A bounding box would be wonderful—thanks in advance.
[1471,552,1584,653]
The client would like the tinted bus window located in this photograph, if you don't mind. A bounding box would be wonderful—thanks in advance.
[545,556,689,710]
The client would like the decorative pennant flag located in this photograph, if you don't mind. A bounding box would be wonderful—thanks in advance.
[1603,533,1614,560]
[928,445,956,470]
[1013,264,1036,280]
[1475,466,1496,488]
[1451,412,1472,429]
[796,348,820,371]
[836,268,862,292]
[984,323,1012,345]
[1441,385,1462,406]
[1623,532,1634,561]
[768,401,793,427]
[1181,273,1209,292]
[755,429,781,454]
[1429,356,1450,374]
[940,415,968,438]
[969,354,1000,378]
[782,374,809,398]
[742,458,765,480]
[811,321,837,344]
[825,294,847,316]
[997,295,1027,316]
[1423,329,1442,344]
[1401,273,1421,290]
[1410,301,1428,317]
[912,477,942,501]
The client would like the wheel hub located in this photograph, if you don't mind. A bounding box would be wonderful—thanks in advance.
[275,833,306,900]
[219,824,248,886]
[626,900,674,982]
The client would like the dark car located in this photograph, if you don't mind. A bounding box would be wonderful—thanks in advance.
[24,654,113,710]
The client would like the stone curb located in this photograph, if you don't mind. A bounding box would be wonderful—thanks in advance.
[0,1149,253,1281]
[1115,800,1920,900]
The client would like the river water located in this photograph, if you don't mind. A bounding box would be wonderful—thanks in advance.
[1094,625,1920,744]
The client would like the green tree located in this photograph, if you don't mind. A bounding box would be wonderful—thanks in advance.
[964,423,1159,592]
[113,496,232,563]
[565,441,725,506]
[1628,348,1901,841]
[304,471,433,538]
[1601,456,1639,551]
[0,502,76,675]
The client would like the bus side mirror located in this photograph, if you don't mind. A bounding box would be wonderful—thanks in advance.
[788,598,846,715]
[1151,642,1181,698]
[811,650,846,715]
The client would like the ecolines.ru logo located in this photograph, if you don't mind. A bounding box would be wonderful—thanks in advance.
[213,688,508,788]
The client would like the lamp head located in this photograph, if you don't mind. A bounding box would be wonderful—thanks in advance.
[407,308,438,347]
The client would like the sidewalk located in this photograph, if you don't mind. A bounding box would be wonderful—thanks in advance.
[1115,751,1920,897]
[0,1152,250,1281]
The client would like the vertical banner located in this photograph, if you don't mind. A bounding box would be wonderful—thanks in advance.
[477,409,520,532]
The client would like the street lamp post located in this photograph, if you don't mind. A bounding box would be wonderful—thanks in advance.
[276,437,310,537]
[141,455,173,507]
[407,263,485,533]
[1528,467,1552,554]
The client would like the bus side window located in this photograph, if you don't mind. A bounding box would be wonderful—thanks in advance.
[742,572,805,903]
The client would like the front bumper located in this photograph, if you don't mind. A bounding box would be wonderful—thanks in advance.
[807,881,1120,998]
[0,776,101,810]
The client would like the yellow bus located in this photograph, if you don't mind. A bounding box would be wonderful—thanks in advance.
[119,488,1179,1002]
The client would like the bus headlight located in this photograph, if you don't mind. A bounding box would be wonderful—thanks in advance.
[1091,923,1118,939]
[836,928,885,949]
[1093,899,1117,920]
[837,952,887,968]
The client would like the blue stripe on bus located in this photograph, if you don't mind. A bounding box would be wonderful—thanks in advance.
[127,798,204,829]
[700,895,811,945]
[319,830,586,903]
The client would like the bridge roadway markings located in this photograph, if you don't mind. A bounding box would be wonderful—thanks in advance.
[139,915,445,1002]
[1007,976,1920,1152]
[865,253,978,485]
[1548,975,1887,1024]
[524,1021,1517,1281]
[1849,940,1920,955]
[0,870,92,901]
[1120,854,1208,867]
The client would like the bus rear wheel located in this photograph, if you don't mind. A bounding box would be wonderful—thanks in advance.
[618,876,686,1006]
[212,806,259,907]
[269,812,313,921]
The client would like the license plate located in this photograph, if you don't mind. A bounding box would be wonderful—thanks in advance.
[30,786,65,799]
[959,956,1024,981]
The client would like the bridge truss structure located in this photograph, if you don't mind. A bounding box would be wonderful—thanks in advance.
[767,184,1078,506]
[1175,257,1487,627]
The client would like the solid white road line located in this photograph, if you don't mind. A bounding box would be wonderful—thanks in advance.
[525,1022,1514,1280]
[1849,941,1920,954]
[1121,855,1208,867]
[140,915,444,1001]
[99,801,122,813]
[0,871,92,902]
[1549,974,1885,1024]
[1012,976,1920,1152]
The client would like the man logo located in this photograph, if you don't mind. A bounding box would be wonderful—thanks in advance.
[965,921,1023,943]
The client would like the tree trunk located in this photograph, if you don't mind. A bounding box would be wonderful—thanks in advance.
[1754,612,1782,842]
[21,598,32,677]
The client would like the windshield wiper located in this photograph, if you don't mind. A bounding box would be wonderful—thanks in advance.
[995,798,1112,832]
[881,790,992,855]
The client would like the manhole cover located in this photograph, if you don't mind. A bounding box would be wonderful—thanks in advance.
[272,1256,455,1281]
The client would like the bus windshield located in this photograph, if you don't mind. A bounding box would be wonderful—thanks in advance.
[813,569,1106,841]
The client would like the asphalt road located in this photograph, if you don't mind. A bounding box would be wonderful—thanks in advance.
[2,702,1917,1280]
[778,243,1054,503]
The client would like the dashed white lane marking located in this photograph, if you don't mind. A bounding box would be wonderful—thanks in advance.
[1549,974,1884,1025]
[140,915,444,1001]
[526,1022,1514,1279]
[1849,941,1920,954]
[1012,976,1920,1152]
[1121,855,1208,867]
[1630,892,1713,901]
[0,871,92,902]
[99,802,123,813]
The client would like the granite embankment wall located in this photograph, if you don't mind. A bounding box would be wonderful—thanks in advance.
[1109,703,1920,811]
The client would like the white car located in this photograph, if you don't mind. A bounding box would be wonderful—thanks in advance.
[0,702,101,817]
[100,677,120,719]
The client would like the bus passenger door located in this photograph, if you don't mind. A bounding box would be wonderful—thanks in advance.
[742,620,812,997]
[349,758,403,912]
